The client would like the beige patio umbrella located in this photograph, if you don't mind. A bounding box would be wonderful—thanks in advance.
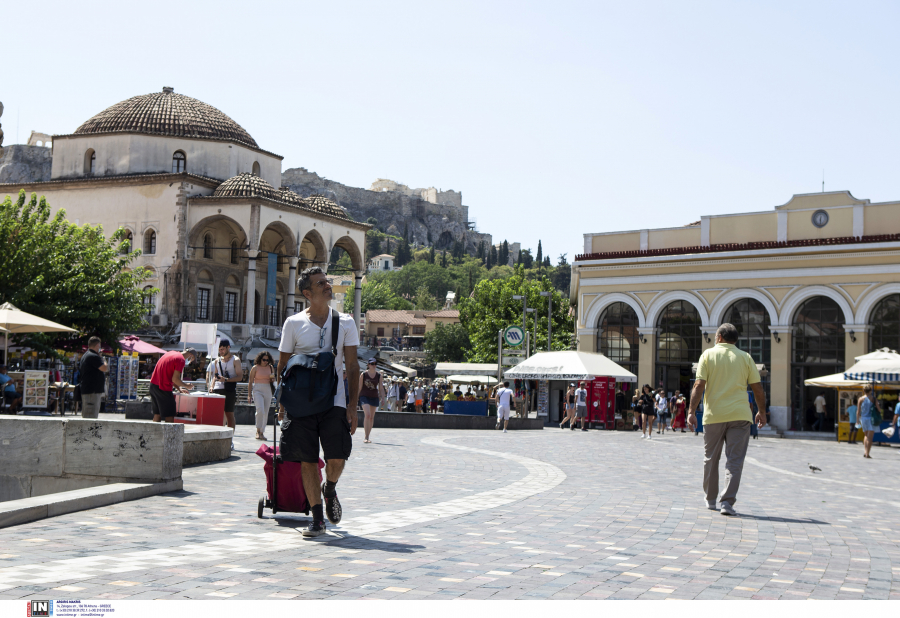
[0,302,78,364]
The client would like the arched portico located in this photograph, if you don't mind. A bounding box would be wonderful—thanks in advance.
[778,285,854,326]
[583,292,647,330]
[709,288,779,327]
[646,291,710,328]
[330,235,364,272]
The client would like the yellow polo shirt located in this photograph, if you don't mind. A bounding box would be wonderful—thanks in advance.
[696,343,761,425]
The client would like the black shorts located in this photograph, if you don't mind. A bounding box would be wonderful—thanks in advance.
[280,406,352,464]
[149,383,176,419]
[214,389,237,413]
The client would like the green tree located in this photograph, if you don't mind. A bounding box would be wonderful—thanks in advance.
[0,190,152,352]
[536,240,543,274]
[428,245,436,264]
[343,277,412,314]
[440,250,448,268]
[499,240,509,266]
[488,244,497,268]
[425,322,471,363]
[413,284,439,311]
[551,253,571,295]
[365,229,381,259]
[458,267,573,362]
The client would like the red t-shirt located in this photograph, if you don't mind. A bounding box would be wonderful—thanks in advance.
[150,351,186,391]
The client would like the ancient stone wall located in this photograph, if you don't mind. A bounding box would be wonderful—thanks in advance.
[282,168,491,253]
[0,144,52,184]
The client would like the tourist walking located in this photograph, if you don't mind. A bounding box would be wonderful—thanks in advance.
[399,380,409,411]
[560,383,576,429]
[493,381,515,432]
[687,323,766,516]
[359,358,385,443]
[247,351,275,440]
[858,385,877,458]
[405,380,416,412]
[149,348,197,423]
[414,381,426,413]
[276,267,359,537]
[575,381,589,431]
[387,378,399,411]
[672,392,687,432]
[208,339,243,441]
[847,397,859,444]
[812,393,827,432]
[79,336,108,419]
[429,382,441,412]
[639,385,656,438]
[656,389,668,434]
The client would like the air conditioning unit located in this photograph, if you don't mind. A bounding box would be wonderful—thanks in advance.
[265,327,278,340]
[231,324,247,339]
[150,314,168,327]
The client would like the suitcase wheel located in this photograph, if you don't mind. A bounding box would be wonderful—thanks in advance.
[258,495,266,519]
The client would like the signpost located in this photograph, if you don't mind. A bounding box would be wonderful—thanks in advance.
[503,326,525,348]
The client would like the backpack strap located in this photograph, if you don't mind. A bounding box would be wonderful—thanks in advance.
[330,309,340,355]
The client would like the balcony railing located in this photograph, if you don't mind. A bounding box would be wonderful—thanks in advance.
[177,305,288,326]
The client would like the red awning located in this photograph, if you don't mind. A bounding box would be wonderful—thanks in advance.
[119,336,166,355]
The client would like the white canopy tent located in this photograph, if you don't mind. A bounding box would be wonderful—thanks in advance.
[504,351,636,382]
[843,349,900,382]
[447,375,498,386]
[435,363,499,376]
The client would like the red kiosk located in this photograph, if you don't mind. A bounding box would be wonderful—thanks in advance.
[587,376,616,429]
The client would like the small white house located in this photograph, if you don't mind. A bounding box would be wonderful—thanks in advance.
[368,254,395,272]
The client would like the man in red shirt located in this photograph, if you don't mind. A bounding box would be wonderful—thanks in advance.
[150,348,197,423]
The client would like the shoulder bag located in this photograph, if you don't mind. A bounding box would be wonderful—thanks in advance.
[275,309,340,418]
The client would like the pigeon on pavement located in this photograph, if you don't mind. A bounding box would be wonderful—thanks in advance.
[808,463,821,473]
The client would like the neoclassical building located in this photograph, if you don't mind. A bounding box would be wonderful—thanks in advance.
[0,87,369,340]
[572,190,900,433]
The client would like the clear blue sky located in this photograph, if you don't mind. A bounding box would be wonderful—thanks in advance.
[3,1,898,261]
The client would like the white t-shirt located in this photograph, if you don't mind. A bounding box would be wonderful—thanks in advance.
[575,388,587,407]
[497,387,514,408]
[207,356,238,391]
[278,309,360,408]
[814,395,826,414]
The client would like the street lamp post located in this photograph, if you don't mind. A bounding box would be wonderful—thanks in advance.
[527,307,537,354]
[512,294,527,353]
[540,291,552,351]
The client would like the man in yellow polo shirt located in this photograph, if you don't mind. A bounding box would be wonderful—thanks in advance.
[687,323,766,517]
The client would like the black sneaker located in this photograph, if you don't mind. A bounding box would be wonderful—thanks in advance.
[322,482,342,524]
[302,519,326,537]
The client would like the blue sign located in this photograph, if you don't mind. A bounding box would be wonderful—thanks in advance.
[266,252,277,307]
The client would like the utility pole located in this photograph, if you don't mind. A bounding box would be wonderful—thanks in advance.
[513,294,527,355]
[527,307,536,357]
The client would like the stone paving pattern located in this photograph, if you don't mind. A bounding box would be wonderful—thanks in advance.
[1,419,899,600]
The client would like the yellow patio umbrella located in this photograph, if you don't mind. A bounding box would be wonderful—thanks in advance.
[0,302,78,364]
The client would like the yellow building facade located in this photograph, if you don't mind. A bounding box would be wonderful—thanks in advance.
[572,191,900,434]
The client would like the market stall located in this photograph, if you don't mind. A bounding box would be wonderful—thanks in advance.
[504,351,636,427]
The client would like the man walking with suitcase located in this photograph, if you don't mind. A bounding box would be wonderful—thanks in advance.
[687,323,766,517]
[278,267,359,537]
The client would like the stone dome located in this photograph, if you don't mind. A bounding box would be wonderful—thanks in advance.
[213,173,276,200]
[74,87,258,148]
[276,187,306,208]
[305,194,349,219]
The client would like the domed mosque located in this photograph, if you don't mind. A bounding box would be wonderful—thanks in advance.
[0,87,368,337]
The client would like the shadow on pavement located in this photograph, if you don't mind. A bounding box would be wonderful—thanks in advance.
[739,514,830,525]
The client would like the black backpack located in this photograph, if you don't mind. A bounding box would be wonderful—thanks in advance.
[275,310,341,418]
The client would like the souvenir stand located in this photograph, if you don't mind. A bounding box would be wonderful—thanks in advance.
[504,351,636,428]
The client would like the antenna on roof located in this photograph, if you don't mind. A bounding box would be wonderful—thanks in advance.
[822,169,824,193]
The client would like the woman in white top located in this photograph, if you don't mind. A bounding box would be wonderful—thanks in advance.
[247,351,275,440]
[656,389,668,434]
[406,381,416,412]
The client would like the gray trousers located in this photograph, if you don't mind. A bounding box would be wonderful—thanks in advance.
[81,393,102,418]
[703,420,751,507]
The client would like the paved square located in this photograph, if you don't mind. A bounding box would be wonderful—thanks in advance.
[1,421,899,600]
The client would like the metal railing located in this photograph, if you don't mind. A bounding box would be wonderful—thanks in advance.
[175,305,288,326]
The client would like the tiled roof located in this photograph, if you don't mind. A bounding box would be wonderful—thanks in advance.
[74,88,258,148]
[425,309,460,318]
[365,310,419,324]
[277,187,306,208]
[408,317,427,326]
[213,173,276,200]
[305,194,348,220]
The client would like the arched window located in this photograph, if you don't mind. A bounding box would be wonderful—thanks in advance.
[143,229,157,255]
[791,296,845,431]
[252,161,260,176]
[120,230,133,255]
[656,300,702,395]
[172,151,186,173]
[231,240,239,264]
[203,234,213,259]
[722,298,771,403]
[597,302,639,375]
[84,149,96,175]
[869,294,900,352]
[142,286,156,316]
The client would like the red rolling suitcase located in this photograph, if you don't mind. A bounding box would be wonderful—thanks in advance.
[256,419,324,517]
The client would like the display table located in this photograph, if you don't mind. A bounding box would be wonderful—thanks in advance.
[174,392,226,426]
[443,401,489,416]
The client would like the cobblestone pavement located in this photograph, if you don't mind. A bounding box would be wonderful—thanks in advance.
[1,422,899,601]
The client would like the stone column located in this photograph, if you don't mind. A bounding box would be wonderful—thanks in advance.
[353,271,363,328]
[246,250,258,325]
[700,327,718,353]
[286,257,299,317]
[843,324,871,369]
[768,326,793,432]
[637,328,658,389]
